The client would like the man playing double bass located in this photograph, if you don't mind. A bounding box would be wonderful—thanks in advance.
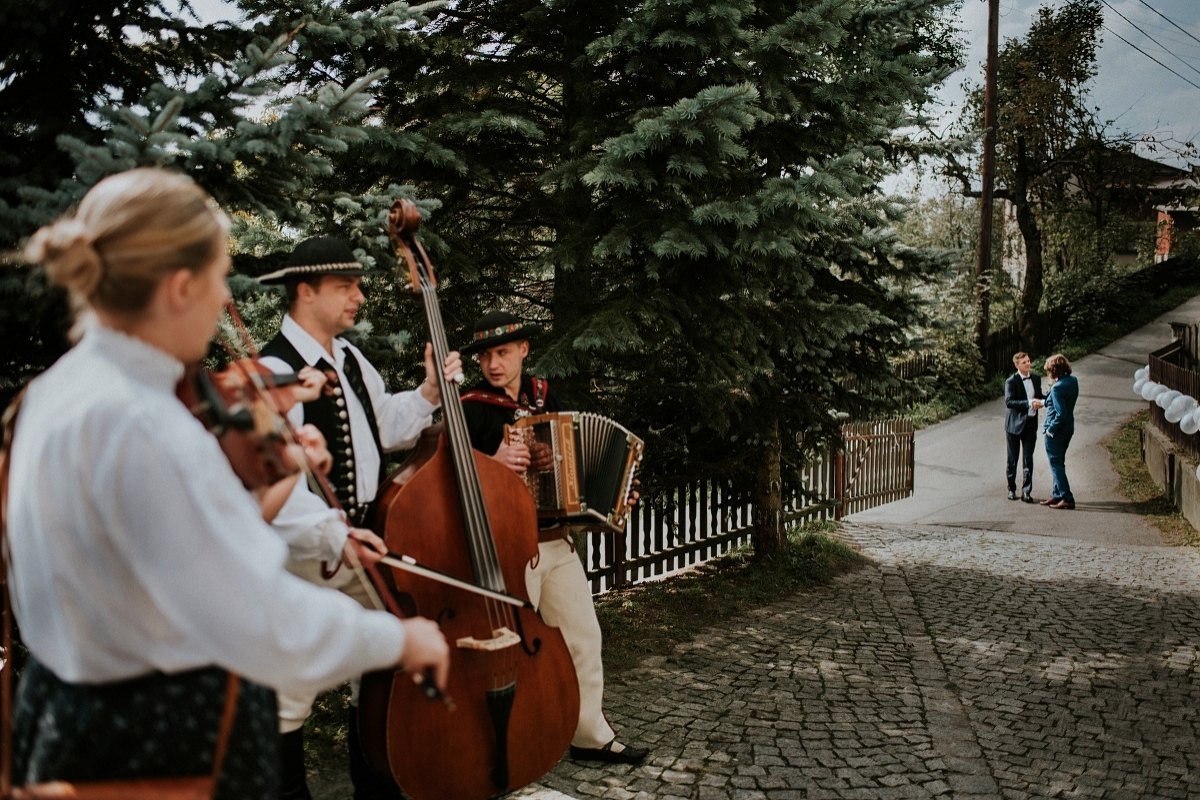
[460,310,649,766]
[256,236,463,800]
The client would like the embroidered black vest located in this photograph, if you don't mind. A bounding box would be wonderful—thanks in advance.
[260,332,384,522]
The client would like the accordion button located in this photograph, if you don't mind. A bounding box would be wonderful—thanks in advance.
[338,410,348,420]
[332,387,343,396]
[344,448,353,457]
[336,398,346,408]
[347,470,355,480]
[343,435,351,444]
[341,424,350,433]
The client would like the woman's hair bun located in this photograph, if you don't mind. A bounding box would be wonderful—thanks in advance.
[25,218,104,297]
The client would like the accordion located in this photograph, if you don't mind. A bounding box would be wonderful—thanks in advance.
[504,412,645,533]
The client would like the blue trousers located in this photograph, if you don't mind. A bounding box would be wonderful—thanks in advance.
[1044,430,1074,503]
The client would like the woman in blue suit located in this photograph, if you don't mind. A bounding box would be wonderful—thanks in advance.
[1041,354,1079,509]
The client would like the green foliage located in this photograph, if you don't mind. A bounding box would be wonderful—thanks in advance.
[0,0,444,398]
[300,0,967,503]
[3,0,966,531]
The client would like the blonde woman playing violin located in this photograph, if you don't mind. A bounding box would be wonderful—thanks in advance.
[8,169,449,799]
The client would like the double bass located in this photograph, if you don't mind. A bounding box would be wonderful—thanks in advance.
[358,200,580,799]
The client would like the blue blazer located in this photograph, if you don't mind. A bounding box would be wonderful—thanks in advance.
[1004,371,1044,435]
[1043,374,1078,438]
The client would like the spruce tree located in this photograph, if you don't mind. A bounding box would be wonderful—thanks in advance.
[0,0,442,397]
[315,0,962,556]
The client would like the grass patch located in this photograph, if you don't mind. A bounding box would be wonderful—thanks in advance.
[1103,410,1198,546]
[595,521,867,674]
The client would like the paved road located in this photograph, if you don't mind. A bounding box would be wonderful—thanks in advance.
[522,522,1200,800]
[512,297,1200,799]
[852,294,1200,546]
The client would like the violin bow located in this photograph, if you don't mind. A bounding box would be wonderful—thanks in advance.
[215,302,533,614]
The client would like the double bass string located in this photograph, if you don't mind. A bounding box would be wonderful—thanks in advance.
[413,256,520,689]
[421,283,518,689]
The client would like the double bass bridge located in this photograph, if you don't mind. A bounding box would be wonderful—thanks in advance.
[456,626,522,652]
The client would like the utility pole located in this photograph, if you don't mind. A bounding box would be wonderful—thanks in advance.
[976,0,999,353]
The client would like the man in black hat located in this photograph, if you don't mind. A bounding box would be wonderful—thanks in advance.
[460,310,649,766]
[257,236,463,800]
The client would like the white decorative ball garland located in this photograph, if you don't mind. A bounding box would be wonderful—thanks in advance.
[1135,365,1200,479]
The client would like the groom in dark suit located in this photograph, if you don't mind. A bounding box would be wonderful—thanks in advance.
[1005,351,1044,502]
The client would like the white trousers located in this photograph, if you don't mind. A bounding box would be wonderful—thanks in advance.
[276,558,375,734]
[526,538,615,749]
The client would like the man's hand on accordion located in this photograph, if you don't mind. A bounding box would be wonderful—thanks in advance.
[495,440,533,473]
[529,441,554,472]
[624,479,641,514]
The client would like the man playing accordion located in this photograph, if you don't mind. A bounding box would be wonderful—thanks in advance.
[460,311,648,765]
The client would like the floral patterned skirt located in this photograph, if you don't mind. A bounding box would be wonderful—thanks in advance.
[12,657,280,800]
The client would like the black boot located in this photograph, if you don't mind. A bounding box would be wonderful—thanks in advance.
[279,728,313,800]
[347,705,404,800]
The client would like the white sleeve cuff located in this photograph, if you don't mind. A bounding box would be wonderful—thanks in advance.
[356,611,407,674]
[315,515,351,562]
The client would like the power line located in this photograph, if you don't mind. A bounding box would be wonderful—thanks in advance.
[1102,24,1200,91]
[1136,0,1200,48]
[1101,0,1200,79]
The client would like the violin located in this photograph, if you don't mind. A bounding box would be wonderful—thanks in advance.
[356,200,580,800]
[176,357,305,490]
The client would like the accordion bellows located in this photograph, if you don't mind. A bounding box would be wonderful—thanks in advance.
[504,412,644,533]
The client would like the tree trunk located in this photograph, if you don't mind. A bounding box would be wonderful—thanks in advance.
[1013,137,1044,355]
[753,417,786,559]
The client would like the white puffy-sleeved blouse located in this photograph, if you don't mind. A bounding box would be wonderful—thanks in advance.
[6,324,405,693]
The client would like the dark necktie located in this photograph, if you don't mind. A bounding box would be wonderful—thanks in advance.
[339,349,385,485]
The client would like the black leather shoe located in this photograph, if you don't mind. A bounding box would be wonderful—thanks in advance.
[1007,490,1017,501]
[1021,493,1034,503]
[570,740,649,765]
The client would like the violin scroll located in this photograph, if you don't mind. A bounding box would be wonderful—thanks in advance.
[177,360,302,490]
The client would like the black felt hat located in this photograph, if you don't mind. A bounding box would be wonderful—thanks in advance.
[257,237,375,284]
[460,310,543,356]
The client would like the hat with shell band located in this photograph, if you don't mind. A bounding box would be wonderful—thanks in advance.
[257,236,377,284]
[460,310,544,356]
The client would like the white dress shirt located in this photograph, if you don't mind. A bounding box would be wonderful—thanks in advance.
[7,324,405,692]
[258,315,438,561]
[1021,373,1036,416]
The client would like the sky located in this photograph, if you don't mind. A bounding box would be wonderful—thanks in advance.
[946,0,1200,164]
[188,0,1199,172]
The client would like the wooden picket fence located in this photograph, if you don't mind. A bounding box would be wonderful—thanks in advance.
[580,419,914,594]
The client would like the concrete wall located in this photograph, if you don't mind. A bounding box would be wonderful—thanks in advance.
[1142,422,1200,531]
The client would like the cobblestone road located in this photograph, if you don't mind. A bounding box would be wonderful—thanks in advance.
[518,523,1200,800]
